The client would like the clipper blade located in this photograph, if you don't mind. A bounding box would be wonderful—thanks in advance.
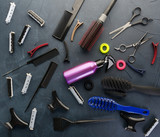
[28,10,45,27]
[9,31,15,54]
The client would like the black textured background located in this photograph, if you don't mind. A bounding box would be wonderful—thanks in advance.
[0,0,160,137]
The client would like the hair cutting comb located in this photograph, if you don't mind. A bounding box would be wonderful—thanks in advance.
[88,96,149,116]
[101,77,160,97]
[79,0,117,51]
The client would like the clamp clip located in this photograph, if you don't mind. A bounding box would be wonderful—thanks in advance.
[151,42,159,65]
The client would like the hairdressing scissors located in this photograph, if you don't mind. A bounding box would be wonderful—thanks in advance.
[114,32,152,64]
[109,7,151,40]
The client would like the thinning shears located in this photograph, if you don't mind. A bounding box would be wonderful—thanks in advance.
[109,7,150,39]
[114,32,152,64]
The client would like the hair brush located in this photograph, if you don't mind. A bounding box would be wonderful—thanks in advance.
[101,77,160,96]
[88,97,149,116]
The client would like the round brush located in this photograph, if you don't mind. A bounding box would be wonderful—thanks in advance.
[101,77,160,96]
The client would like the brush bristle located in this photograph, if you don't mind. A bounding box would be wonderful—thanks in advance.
[101,77,132,92]
[79,20,104,51]
[88,97,117,111]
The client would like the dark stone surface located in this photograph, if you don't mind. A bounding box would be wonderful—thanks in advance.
[0,0,160,137]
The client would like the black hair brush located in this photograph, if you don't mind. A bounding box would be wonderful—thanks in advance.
[101,77,160,97]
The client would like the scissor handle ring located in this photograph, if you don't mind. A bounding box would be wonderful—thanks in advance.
[132,7,141,16]
[141,17,149,25]
[119,44,127,52]
[128,55,136,64]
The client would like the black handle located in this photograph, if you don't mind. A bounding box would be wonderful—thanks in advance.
[103,0,117,15]
[133,85,160,96]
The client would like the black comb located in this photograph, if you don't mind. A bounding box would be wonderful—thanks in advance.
[2,48,59,77]
[101,77,160,96]
[25,62,58,112]
[53,0,85,41]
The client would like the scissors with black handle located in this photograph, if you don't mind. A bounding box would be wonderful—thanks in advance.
[115,32,152,64]
[109,7,150,39]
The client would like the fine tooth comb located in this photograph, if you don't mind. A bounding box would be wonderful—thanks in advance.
[28,10,45,27]
[101,77,160,96]
[53,117,113,131]
[88,96,149,116]
[5,2,16,24]
[9,31,15,54]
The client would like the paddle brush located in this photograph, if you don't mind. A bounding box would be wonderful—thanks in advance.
[101,77,160,97]
[79,0,117,51]
[53,117,113,131]
[88,96,149,116]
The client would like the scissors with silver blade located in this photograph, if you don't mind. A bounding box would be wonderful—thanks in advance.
[109,7,151,40]
[114,32,152,64]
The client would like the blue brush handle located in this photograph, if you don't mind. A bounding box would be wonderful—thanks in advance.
[117,104,149,116]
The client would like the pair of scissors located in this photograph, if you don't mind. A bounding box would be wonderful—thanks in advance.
[109,7,150,40]
[114,32,152,64]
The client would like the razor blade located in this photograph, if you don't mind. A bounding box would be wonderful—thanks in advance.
[28,10,45,27]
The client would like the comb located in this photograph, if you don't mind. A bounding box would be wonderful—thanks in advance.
[9,31,15,54]
[53,0,85,41]
[88,96,149,116]
[2,48,59,76]
[28,10,45,27]
[25,62,58,112]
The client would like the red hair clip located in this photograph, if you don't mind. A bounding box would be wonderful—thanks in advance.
[151,42,159,65]
[28,43,48,57]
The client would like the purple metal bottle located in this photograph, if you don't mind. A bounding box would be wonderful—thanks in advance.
[63,56,115,85]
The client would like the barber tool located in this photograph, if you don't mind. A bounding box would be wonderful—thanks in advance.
[100,43,110,54]
[25,62,58,112]
[126,62,145,76]
[5,2,16,24]
[9,31,15,54]
[101,77,160,96]
[29,108,37,130]
[71,20,83,42]
[88,96,149,116]
[53,117,113,131]
[5,108,28,130]
[84,80,94,91]
[48,91,69,112]
[79,0,117,51]
[28,10,45,27]
[145,118,159,136]
[109,7,151,39]
[21,73,32,94]
[120,112,145,132]
[68,86,84,105]
[116,60,126,70]
[2,48,59,77]
[63,55,115,85]
[53,0,85,41]
[18,25,31,45]
[27,43,48,57]
[114,32,152,64]
[151,42,159,65]
[6,77,13,98]
[63,41,70,63]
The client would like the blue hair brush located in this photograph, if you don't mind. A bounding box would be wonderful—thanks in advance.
[88,97,149,116]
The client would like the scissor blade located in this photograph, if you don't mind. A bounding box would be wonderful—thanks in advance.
[109,25,125,35]
[140,36,152,45]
